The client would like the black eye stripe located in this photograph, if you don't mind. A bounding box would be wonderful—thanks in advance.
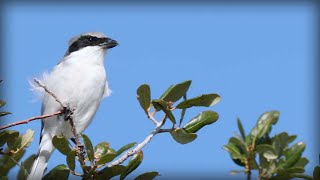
[67,35,107,55]
[87,36,98,42]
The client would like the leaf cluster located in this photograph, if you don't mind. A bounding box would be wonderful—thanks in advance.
[137,80,220,144]
[0,100,11,117]
[48,134,153,180]
[224,111,312,179]
[0,129,35,179]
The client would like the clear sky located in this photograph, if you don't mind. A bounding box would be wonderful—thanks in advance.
[1,2,318,179]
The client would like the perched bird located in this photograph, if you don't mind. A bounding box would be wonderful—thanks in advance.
[28,32,118,179]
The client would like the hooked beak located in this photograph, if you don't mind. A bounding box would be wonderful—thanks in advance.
[100,38,118,49]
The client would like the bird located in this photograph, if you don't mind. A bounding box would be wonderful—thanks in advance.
[27,32,118,179]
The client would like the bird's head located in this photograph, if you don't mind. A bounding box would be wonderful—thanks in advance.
[65,32,118,57]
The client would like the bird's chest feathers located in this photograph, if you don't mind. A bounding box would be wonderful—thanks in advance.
[64,63,106,100]
[52,56,107,109]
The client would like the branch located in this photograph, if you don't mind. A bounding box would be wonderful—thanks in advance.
[65,108,86,170]
[0,111,63,130]
[107,115,167,168]
[147,111,158,125]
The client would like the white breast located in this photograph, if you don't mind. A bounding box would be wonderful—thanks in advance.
[38,46,108,138]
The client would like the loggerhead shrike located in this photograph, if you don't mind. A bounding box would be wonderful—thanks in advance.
[28,32,118,180]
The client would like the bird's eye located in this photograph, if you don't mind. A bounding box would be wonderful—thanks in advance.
[88,37,97,42]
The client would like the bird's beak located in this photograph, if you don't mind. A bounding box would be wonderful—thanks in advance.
[100,38,118,49]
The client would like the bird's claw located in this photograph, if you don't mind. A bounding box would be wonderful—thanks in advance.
[75,145,86,157]
[63,106,74,121]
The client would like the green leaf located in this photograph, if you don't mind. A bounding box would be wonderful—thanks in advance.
[0,112,11,117]
[178,94,187,127]
[170,128,197,144]
[135,171,160,180]
[245,135,252,146]
[151,99,175,124]
[280,142,306,169]
[237,118,246,140]
[274,167,306,180]
[223,143,244,160]
[0,130,19,147]
[42,164,70,180]
[256,144,278,160]
[176,94,221,109]
[225,138,258,170]
[272,132,296,157]
[288,135,297,144]
[8,135,23,152]
[52,135,71,156]
[232,158,245,167]
[94,142,110,160]
[116,142,137,157]
[179,108,186,127]
[66,151,76,171]
[97,151,117,166]
[160,80,192,103]
[0,100,5,108]
[0,149,25,176]
[250,111,279,139]
[108,148,116,155]
[82,134,94,162]
[224,142,247,167]
[99,165,126,179]
[284,142,306,159]
[120,150,143,180]
[17,154,36,180]
[137,84,151,115]
[184,111,219,133]
[292,157,309,169]
[229,137,248,156]
[314,166,320,180]
[0,176,8,180]
[19,129,34,150]
[285,167,305,174]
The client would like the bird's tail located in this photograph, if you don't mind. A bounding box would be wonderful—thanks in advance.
[27,133,55,180]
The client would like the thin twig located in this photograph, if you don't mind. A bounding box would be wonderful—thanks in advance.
[147,111,158,125]
[0,111,63,130]
[34,79,65,108]
[107,115,167,168]
[67,112,86,170]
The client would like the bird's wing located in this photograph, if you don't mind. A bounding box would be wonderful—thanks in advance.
[39,103,45,144]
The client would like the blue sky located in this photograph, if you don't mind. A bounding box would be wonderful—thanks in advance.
[1,2,317,179]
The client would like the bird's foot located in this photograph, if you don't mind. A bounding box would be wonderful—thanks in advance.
[75,144,86,157]
[63,106,74,121]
